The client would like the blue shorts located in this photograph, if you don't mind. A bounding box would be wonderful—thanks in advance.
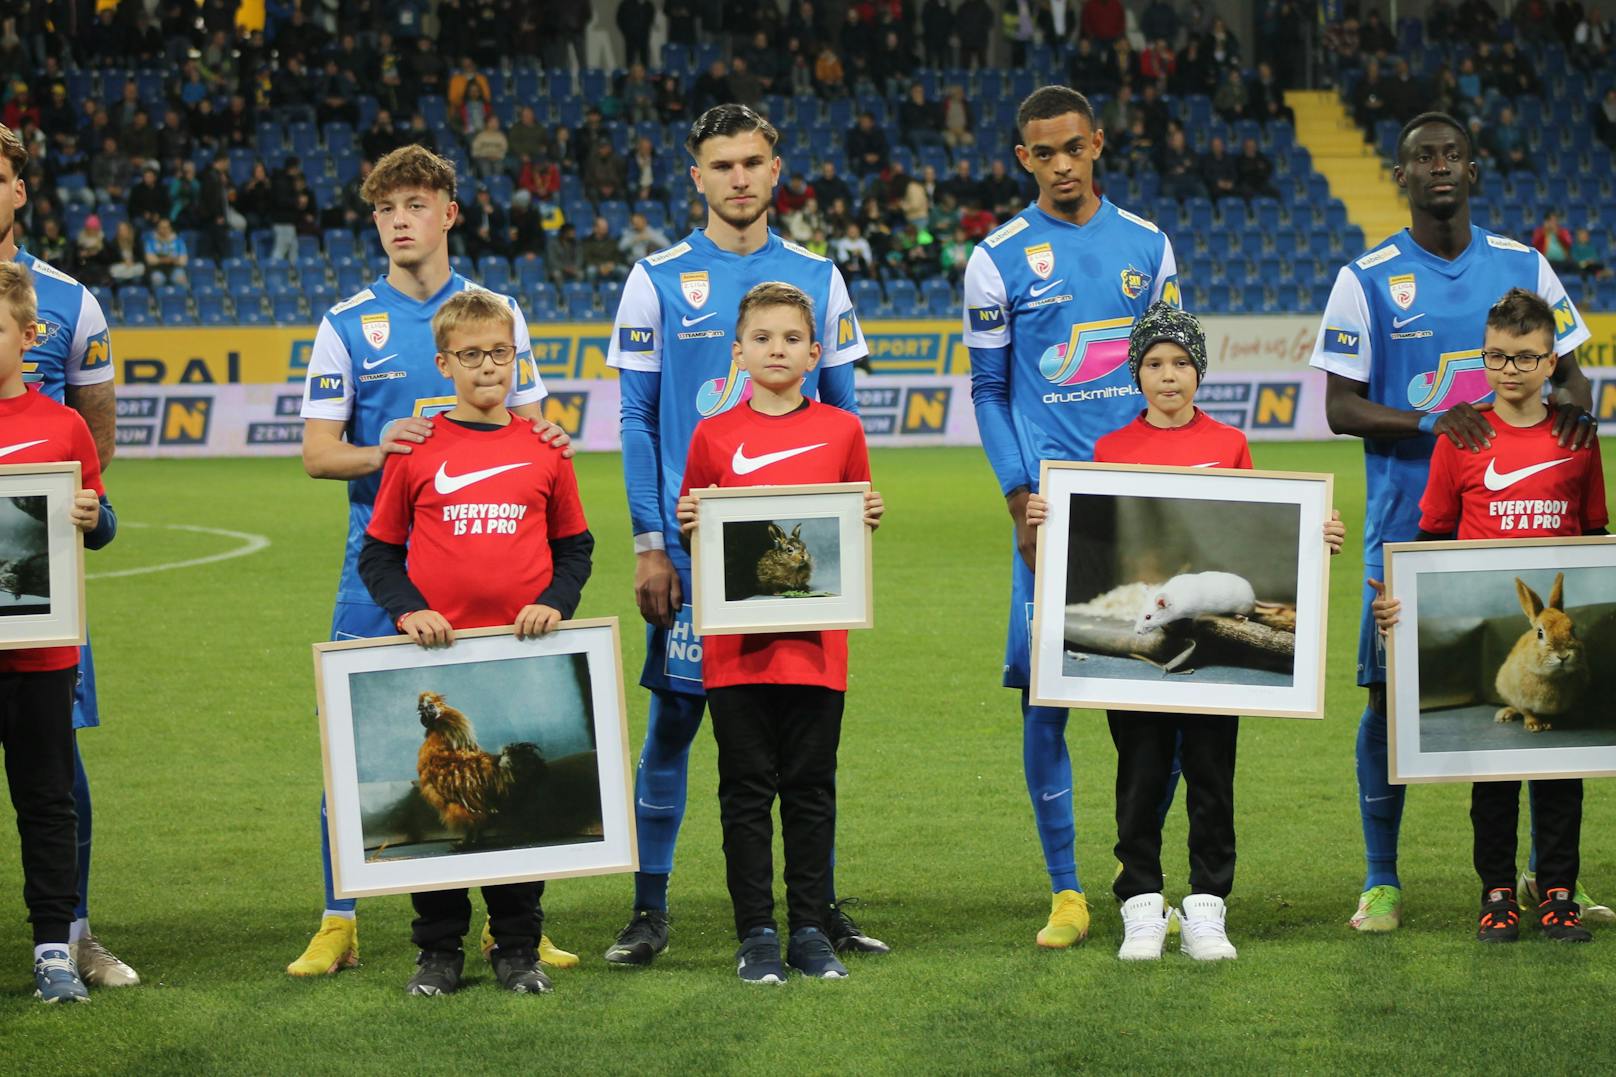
[1002,546,1036,690]
[330,600,395,642]
[640,580,706,698]
[71,637,99,730]
[1357,566,1386,687]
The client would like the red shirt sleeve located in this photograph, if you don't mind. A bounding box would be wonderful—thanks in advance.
[366,452,415,544]
[546,457,589,539]
[841,414,871,482]
[69,410,105,497]
[1419,437,1461,534]
[1581,443,1609,532]
[680,425,716,495]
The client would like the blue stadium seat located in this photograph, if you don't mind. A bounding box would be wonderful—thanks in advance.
[323,230,357,260]
[477,256,512,292]
[262,262,297,293]
[272,295,305,323]
[238,299,272,325]
[850,279,883,315]
[335,265,367,295]
[119,305,155,326]
[159,295,191,324]
[598,200,630,234]
[920,279,954,313]
[884,279,919,315]
[515,258,548,293]
[198,296,231,325]
[562,281,596,318]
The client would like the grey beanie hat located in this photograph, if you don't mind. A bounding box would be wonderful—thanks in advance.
[1128,302,1208,386]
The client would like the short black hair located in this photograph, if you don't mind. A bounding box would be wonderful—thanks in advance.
[1016,85,1096,139]
[685,103,780,158]
[1486,288,1556,341]
[1396,111,1470,162]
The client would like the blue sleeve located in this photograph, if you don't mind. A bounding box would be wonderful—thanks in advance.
[619,367,664,539]
[85,494,117,551]
[968,344,1030,495]
[818,362,858,414]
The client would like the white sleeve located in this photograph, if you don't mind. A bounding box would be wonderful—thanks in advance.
[1535,250,1593,355]
[65,289,114,386]
[961,246,1010,346]
[1149,235,1181,307]
[606,262,664,372]
[820,264,868,367]
[1308,267,1374,383]
[299,316,356,420]
[505,296,548,406]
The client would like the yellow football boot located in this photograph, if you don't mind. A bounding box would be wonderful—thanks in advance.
[480,918,580,968]
[1036,889,1091,948]
[286,915,359,976]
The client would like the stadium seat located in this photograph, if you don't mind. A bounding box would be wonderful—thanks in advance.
[272,295,305,323]
[850,279,883,315]
[884,279,919,316]
[159,295,192,324]
[477,256,512,292]
[119,304,155,326]
[920,279,954,314]
[198,296,231,325]
[515,258,548,292]
[562,281,596,318]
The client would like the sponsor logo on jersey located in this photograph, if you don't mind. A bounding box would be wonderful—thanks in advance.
[82,329,111,371]
[1024,243,1055,279]
[696,357,752,417]
[680,271,710,309]
[1038,316,1134,386]
[1029,278,1064,298]
[1323,327,1360,357]
[34,319,62,345]
[969,305,1005,330]
[1407,348,1491,412]
[308,373,346,400]
[1552,296,1578,341]
[1388,273,1417,310]
[516,354,539,391]
[1486,234,1531,253]
[1119,265,1151,300]
[1160,277,1181,308]
[361,313,390,349]
[1114,206,1160,232]
[983,216,1029,248]
[646,240,691,266]
[619,326,656,351]
[1355,245,1401,270]
[837,310,859,349]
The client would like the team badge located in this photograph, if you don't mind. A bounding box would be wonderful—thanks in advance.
[1119,266,1151,300]
[680,271,710,309]
[1024,243,1054,279]
[34,319,62,344]
[1388,274,1417,311]
[361,313,391,349]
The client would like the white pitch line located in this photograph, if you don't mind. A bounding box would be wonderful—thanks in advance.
[86,522,272,580]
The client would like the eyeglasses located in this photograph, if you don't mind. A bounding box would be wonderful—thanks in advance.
[448,345,516,368]
[1480,349,1549,372]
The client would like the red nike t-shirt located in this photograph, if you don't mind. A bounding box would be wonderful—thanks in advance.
[367,415,588,628]
[681,400,871,691]
[0,387,105,673]
[1093,408,1254,469]
[1420,409,1608,539]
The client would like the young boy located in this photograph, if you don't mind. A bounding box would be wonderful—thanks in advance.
[1029,303,1345,961]
[675,282,883,984]
[1373,288,1606,943]
[358,290,594,995]
[0,261,117,1002]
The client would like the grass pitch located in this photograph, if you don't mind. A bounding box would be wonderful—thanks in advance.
[5,442,1616,1074]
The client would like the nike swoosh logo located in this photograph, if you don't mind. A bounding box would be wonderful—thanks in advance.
[1364,795,1397,803]
[1483,457,1574,492]
[0,440,47,458]
[1391,313,1425,329]
[362,353,398,370]
[1041,788,1070,802]
[731,442,827,475]
[682,312,717,327]
[433,461,531,495]
[1029,278,1065,298]
[1190,462,1222,468]
[638,799,678,811]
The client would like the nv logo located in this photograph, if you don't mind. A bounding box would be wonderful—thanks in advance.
[1553,297,1577,338]
[1160,279,1181,308]
[837,311,858,348]
[161,398,212,445]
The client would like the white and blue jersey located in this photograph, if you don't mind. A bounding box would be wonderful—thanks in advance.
[14,250,113,728]
[300,273,545,620]
[607,228,867,692]
[963,199,1179,687]
[1309,225,1589,683]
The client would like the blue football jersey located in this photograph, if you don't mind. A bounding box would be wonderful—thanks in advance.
[1309,226,1590,562]
[300,273,545,604]
[606,228,868,549]
[14,250,113,401]
[963,198,1180,492]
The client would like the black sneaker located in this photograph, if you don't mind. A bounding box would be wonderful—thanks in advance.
[735,926,787,985]
[490,946,553,994]
[603,907,670,966]
[1539,888,1594,942]
[787,926,848,980]
[406,949,464,996]
[826,898,891,955]
[1477,888,1520,943]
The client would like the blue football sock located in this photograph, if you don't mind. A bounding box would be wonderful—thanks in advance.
[320,796,357,915]
[631,690,706,909]
[1022,693,1080,894]
[1355,702,1404,890]
[72,739,90,921]
[1154,729,1183,830]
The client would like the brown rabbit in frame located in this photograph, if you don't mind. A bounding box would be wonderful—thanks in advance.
[755,523,813,595]
[1494,572,1588,733]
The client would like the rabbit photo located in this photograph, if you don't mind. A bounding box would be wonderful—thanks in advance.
[755,523,813,596]
[1494,572,1588,733]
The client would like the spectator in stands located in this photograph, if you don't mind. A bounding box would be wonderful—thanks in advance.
[619,212,671,262]
[198,152,235,262]
[121,110,160,166]
[1158,123,1204,201]
[1213,69,1249,121]
[156,107,192,171]
[471,114,509,179]
[980,158,1023,217]
[1069,36,1114,96]
[108,220,146,285]
[939,225,970,284]
[581,215,626,283]
[168,160,200,228]
[91,135,131,206]
[816,160,855,214]
[35,215,69,268]
[1141,38,1177,84]
[143,217,188,288]
[1485,104,1524,161]
[508,106,549,165]
[960,198,997,241]
[1082,0,1127,44]
[728,55,763,107]
[815,44,848,97]
[614,0,654,66]
[317,58,359,127]
[2,83,38,133]
[847,112,890,176]
[898,168,930,226]
[329,159,372,232]
[551,127,578,176]
[1171,36,1215,96]
[1495,39,1541,94]
[1121,113,1157,175]
[657,74,689,124]
[1108,38,1142,90]
[74,216,108,288]
[892,220,938,281]
[901,83,944,153]
[1352,57,1393,131]
[238,160,275,231]
[693,59,731,113]
[446,56,490,110]
[620,65,659,125]
[628,136,662,203]
[1385,58,1425,123]
[409,34,448,99]
[940,158,978,207]
[573,107,609,165]
[270,156,306,262]
[783,196,827,244]
[934,85,972,153]
[1359,9,1397,54]
[1246,61,1295,125]
[1596,88,1616,150]
[776,173,816,216]
[1201,135,1239,200]
[921,0,955,69]
[582,139,628,203]
[462,186,508,260]
[834,221,876,280]
[1572,226,1608,278]
[957,0,994,67]
[1207,16,1242,68]
[507,189,547,261]
[860,198,894,265]
[1573,9,1610,68]
[457,80,490,138]
[39,83,74,147]
[1532,210,1576,273]
[1235,138,1278,200]
[221,94,253,149]
[128,166,169,229]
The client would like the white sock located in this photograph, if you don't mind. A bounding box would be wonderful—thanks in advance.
[323,909,357,921]
[69,917,89,943]
[35,943,69,962]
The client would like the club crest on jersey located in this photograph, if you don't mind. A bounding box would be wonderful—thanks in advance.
[680,271,710,309]
[33,319,62,345]
[696,357,752,417]
[1407,348,1492,412]
[1038,317,1134,386]
[1119,266,1151,300]
[361,312,391,349]
[1388,274,1417,311]
[1024,243,1055,280]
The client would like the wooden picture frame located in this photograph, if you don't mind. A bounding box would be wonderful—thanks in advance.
[1029,460,1333,718]
[0,461,86,651]
[690,481,874,637]
[313,618,636,898]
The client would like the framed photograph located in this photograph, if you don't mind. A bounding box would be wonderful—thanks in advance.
[314,618,636,898]
[0,462,86,651]
[1385,537,1616,783]
[691,482,873,636]
[1029,461,1332,718]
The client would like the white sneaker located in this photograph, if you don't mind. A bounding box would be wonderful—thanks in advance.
[1179,894,1238,961]
[1117,893,1169,961]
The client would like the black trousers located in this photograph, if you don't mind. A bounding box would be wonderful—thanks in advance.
[410,881,544,954]
[708,684,843,940]
[1472,778,1581,899]
[1108,710,1239,902]
[1,667,79,944]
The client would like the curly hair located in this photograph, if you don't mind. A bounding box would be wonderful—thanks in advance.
[360,144,457,206]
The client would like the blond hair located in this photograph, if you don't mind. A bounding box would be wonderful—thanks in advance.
[431,288,515,352]
[0,261,38,336]
[736,281,816,339]
[0,123,27,182]
[360,144,457,206]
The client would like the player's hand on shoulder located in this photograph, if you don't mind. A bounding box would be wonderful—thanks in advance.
[1324,508,1345,555]
[634,547,682,629]
[864,490,885,531]
[400,609,454,648]
[532,418,576,458]
[1431,402,1494,452]
[1025,493,1048,528]
[1551,403,1599,450]
[515,604,563,638]
[70,489,99,533]
[376,416,436,467]
[1367,578,1400,635]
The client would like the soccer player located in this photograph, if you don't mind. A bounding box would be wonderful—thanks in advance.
[290,144,570,976]
[0,123,135,988]
[964,85,1180,948]
[1309,112,1600,934]
[604,103,877,964]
